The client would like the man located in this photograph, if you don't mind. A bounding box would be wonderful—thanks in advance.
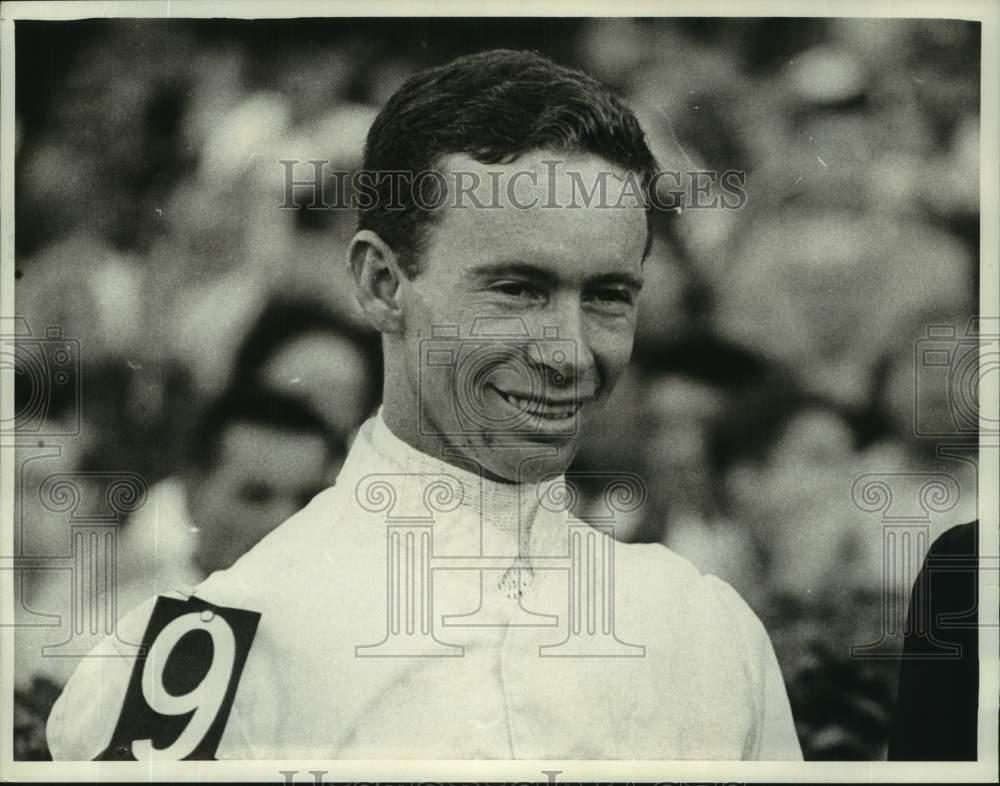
[15,386,335,760]
[888,520,979,760]
[48,49,801,760]
[16,386,337,697]
[112,385,342,614]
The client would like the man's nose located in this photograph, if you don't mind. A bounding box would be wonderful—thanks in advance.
[530,300,595,387]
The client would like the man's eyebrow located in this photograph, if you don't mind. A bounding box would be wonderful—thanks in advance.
[466,261,559,285]
[468,262,643,291]
[584,271,645,291]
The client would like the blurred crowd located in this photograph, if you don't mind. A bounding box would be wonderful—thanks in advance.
[12,17,981,760]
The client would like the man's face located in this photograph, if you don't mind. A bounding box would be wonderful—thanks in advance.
[725,408,855,532]
[396,150,647,483]
[190,421,331,573]
[642,375,726,513]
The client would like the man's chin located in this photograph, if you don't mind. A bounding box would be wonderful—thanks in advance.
[472,439,577,485]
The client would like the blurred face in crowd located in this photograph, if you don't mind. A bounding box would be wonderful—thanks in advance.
[16,421,97,562]
[642,375,727,517]
[258,330,372,439]
[188,420,332,573]
[353,151,648,483]
[879,310,975,450]
[725,407,856,533]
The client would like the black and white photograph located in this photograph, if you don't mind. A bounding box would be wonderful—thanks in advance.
[1,1,997,781]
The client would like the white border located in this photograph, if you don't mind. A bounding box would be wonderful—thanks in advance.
[0,0,996,20]
[1,0,997,782]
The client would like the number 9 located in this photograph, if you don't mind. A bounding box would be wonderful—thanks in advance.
[132,612,236,760]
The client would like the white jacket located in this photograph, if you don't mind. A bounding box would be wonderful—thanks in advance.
[48,414,802,760]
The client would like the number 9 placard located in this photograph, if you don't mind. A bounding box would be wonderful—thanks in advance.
[97,595,261,761]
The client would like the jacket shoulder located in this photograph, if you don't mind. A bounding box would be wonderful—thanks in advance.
[613,536,715,593]
[47,594,162,760]
[195,484,349,602]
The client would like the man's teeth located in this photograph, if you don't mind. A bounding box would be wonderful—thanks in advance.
[497,390,579,419]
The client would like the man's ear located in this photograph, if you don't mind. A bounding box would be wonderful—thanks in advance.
[348,230,406,334]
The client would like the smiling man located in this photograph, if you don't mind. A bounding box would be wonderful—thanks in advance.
[355,147,648,484]
[48,49,801,761]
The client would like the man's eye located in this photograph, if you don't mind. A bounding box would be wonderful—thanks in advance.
[491,281,541,300]
[585,288,634,307]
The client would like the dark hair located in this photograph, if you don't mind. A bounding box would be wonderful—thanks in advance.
[232,294,382,412]
[358,48,659,275]
[188,385,341,471]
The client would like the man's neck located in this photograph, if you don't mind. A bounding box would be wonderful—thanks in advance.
[380,400,520,485]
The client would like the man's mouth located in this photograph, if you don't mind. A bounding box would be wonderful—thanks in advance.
[491,386,586,420]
